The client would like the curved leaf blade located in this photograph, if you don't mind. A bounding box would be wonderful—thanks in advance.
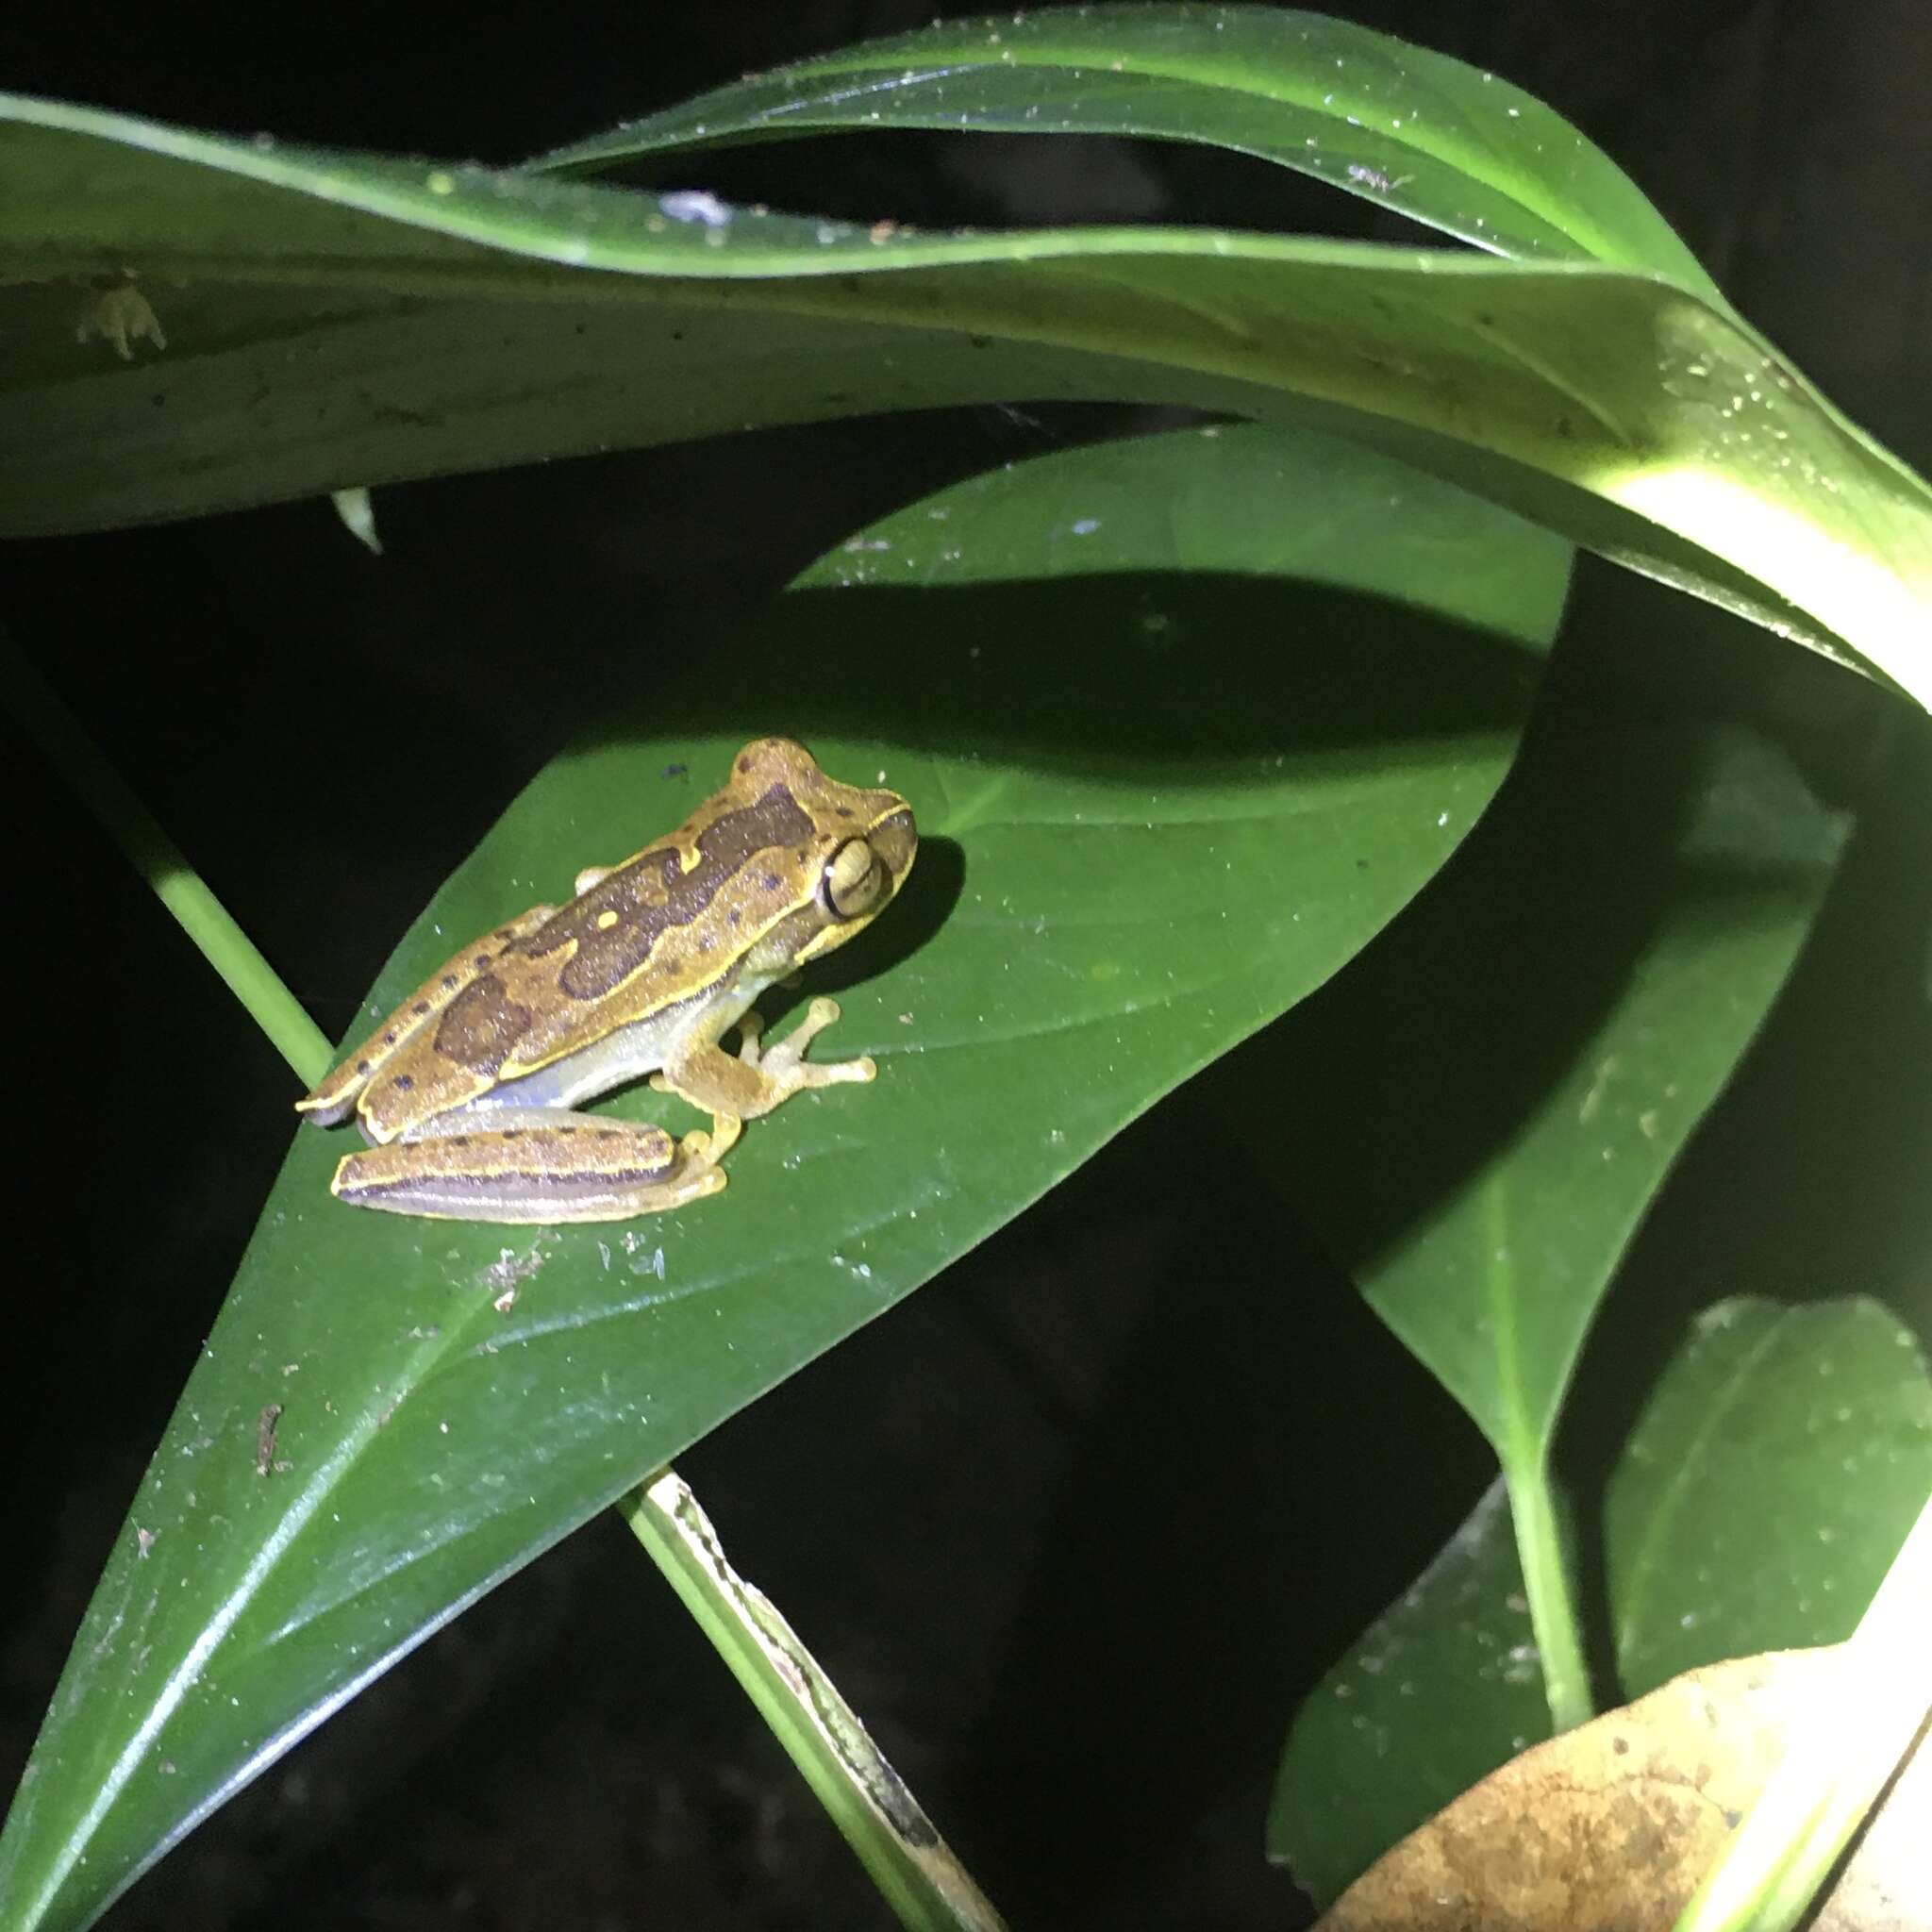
[0,423,1568,1932]
[541,4,1715,289]
[1609,1296,1932,1695]
[1249,724,1846,1464]
[1258,714,1844,1900]
[3,86,1925,704]
[1267,1478,1543,1909]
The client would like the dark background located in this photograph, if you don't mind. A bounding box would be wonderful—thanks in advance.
[6,2,1930,1926]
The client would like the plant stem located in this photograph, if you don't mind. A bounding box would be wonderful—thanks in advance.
[1673,1488,1932,1932]
[623,1471,1007,1932]
[4,634,331,1083]
[1502,1446,1593,1733]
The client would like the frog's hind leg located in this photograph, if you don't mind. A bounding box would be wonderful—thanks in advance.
[330,1104,739,1224]
[296,903,558,1125]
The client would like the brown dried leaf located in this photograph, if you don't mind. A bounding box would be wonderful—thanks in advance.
[1317,1646,1930,1932]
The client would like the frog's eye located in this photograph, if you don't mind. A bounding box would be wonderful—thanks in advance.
[821,838,884,919]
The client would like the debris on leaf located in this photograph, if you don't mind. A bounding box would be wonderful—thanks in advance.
[75,275,166,359]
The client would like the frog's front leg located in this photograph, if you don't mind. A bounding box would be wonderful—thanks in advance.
[330,1105,741,1224]
[655,996,875,1121]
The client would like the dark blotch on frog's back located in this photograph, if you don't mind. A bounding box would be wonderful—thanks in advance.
[516,785,818,1005]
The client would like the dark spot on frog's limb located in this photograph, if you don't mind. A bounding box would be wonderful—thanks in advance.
[1611,1735,1629,1756]
[698,936,714,953]
[494,928,514,940]
[558,1126,577,1136]
[474,956,491,969]
[356,1059,371,1074]
[596,1129,621,1141]
[411,1002,430,1016]
[501,1129,524,1141]
[451,1136,471,1146]
[836,807,854,818]
[393,1075,414,1091]
[383,1030,397,1044]
[738,756,753,773]
[728,909,741,927]
[762,874,782,891]
[441,975,459,991]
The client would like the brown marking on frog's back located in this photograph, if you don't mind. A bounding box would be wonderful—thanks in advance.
[510,785,819,1005]
[432,973,539,1074]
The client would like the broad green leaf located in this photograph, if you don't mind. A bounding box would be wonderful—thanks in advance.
[1249,722,1845,1470]
[0,423,1568,1932]
[1259,721,1843,1896]
[541,5,1716,290]
[3,29,1929,700]
[1608,1296,1932,1695]
[1267,1476,1546,1910]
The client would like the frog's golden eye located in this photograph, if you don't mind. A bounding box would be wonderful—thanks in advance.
[821,838,884,919]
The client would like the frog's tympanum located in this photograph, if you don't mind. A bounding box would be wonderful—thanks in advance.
[297,738,916,1224]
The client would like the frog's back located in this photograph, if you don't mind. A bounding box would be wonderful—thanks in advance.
[354,774,830,1139]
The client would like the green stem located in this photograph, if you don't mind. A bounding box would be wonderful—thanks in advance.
[4,635,331,1084]
[1673,1488,1932,1932]
[623,1471,1007,1932]
[1502,1446,1593,1732]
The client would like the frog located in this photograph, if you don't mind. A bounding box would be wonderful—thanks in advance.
[296,737,917,1224]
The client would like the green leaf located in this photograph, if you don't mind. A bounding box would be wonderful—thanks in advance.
[1608,1296,1932,1695]
[0,422,1568,1932]
[1256,703,1845,1849]
[1251,721,1846,1472]
[541,6,1714,288]
[3,25,1929,699]
[1267,1476,1546,1909]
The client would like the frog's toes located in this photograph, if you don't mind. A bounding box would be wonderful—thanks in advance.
[758,998,875,1090]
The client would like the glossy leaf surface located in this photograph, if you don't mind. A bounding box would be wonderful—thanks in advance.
[3,13,1930,698]
[1249,722,1845,1467]
[541,6,1714,287]
[1260,710,1844,1899]
[1269,1476,1544,1910]
[0,423,1567,1931]
[1608,1295,1932,1695]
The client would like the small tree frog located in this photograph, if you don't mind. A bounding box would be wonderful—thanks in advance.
[297,737,917,1224]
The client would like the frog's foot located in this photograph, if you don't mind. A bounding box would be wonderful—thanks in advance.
[653,998,876,1119]
[740,997,876,1093]
[682,1110,743,1168]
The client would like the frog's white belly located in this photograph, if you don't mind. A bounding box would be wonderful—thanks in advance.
[447,973,773,1121]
